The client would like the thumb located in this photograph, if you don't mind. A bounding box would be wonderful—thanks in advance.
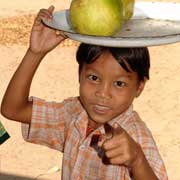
[48,5,55,13]
[104,123,114,139]
[112,122,124,135]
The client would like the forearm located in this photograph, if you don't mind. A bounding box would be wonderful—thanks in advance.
[1,49,45,121]
[131,146,159,180]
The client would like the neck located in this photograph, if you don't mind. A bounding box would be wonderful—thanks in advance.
[88,118,102,130]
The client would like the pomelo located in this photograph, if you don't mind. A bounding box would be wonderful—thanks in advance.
[122,0,135,20]
[69,0,123,36]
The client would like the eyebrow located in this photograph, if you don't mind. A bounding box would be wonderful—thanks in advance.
[85,66,134,80]
[84,67,100,74]
[117,74,134,79]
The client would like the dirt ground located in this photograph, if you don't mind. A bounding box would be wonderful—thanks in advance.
[0,0,180,179]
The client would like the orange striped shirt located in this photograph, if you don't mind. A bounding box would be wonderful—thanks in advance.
[22,96,168,180]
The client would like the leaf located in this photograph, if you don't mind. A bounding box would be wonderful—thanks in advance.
[45,166,60,174]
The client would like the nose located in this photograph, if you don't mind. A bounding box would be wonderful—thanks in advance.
[95,82,112,100]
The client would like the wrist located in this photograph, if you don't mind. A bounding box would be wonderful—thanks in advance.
[129,144,159,180]
[27,47,47,58]
[131,144,144,169]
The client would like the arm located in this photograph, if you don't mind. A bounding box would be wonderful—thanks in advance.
[101,123,160,180]
[130,144,159,180]
[1,6,67,124]
[1,50,44,123]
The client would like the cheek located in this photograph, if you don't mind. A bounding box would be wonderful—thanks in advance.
[79,81,95,100]
[114,88,136,105]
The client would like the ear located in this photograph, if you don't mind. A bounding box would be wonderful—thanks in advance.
[136,78,147,97]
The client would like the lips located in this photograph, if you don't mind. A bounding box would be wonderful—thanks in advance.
[92,104,111,114]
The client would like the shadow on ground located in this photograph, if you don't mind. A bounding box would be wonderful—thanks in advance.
[0,173,43,180]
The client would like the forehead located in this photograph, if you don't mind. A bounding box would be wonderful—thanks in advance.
[83,51,133,77]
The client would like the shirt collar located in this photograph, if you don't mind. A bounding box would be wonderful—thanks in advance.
[107,104,134,127]
[75,98,134,137]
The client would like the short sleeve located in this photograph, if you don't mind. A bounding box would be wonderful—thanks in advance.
[22,96,77,152]
[127,113,168,180]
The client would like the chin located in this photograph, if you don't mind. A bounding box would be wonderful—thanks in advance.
[88,113,112,124]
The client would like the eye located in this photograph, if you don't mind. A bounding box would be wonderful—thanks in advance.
[87,75,99,81]
[114,81,126,87]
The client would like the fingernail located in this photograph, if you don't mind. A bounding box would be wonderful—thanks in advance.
[113,122,119,129]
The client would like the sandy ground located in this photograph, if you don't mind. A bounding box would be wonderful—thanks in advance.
[0,0,180,179]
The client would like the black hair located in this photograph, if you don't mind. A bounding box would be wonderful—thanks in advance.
[76,43,150,81]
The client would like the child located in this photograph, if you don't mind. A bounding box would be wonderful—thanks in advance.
[0,6,168,180]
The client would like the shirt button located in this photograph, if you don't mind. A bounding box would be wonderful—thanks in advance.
[79,145,86,150]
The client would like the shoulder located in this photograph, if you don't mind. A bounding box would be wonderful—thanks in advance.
[124,111,161,161]
[123,110,168,179]
[123,110,155,145]
[30,96,83,117]
[62,96,83,114]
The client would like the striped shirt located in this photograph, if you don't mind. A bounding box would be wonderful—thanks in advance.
[22,96,168,180]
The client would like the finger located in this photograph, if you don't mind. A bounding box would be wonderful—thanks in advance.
[109,155,127,165]
[39,10,53,19]
[34,16,46,27]
[56,31,68,39]
[34,17,43,26]
[97,134,106,147]
[37,11,53,22]
[103,137,122,151]
[102,123,124,150]
[104,123,113,139]
[34,13,51,26]
[38,13,50,21]
[90,134,100,148]
[55,33,68,44]
[113,123,124,135]
[48,5,55,13]
[105,146,123,159]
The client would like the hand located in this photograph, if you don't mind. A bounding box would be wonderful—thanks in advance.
[29,6,67,55]
[99,123,141,167]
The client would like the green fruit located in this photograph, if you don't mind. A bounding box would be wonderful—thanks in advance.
[122,0,135,21]
[69,0,123,36]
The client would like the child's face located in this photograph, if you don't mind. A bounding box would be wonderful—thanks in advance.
[79,51,145,127]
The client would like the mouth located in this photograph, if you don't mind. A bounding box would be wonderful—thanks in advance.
[92,104,112,114]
